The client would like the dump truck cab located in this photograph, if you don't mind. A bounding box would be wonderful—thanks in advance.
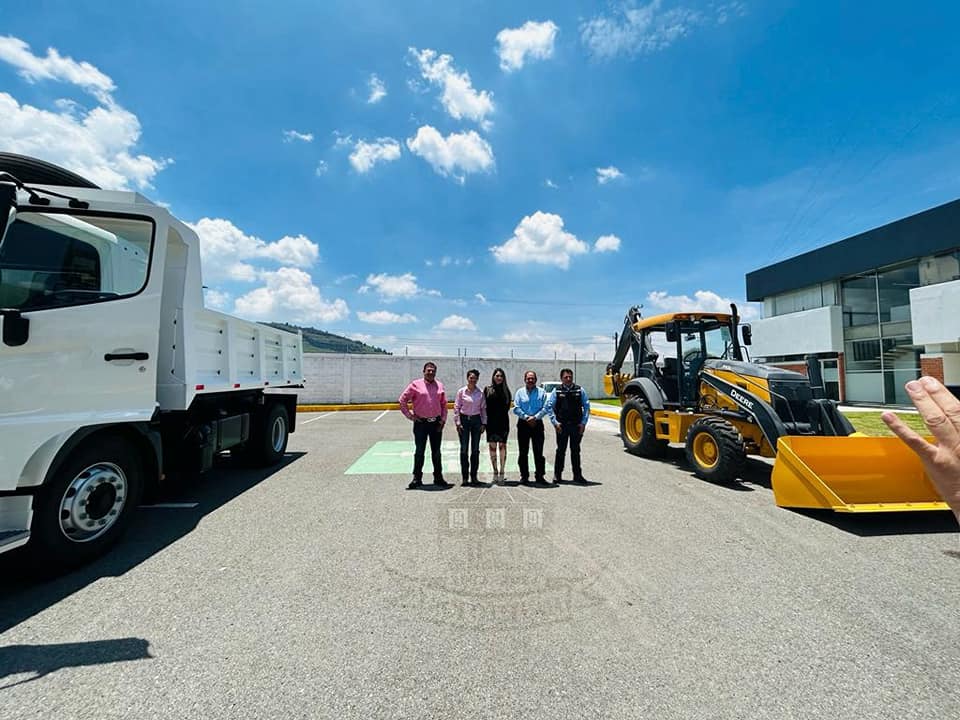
[0,157,302,567]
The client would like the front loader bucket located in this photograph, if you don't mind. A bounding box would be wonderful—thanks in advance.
[772,436,950,513]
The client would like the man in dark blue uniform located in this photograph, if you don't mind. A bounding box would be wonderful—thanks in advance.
[546,368,591,484]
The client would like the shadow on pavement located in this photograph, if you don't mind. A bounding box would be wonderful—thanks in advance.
[0,637,152,690]
[792,508,959,537]
[0,452,304,634]
[621,444,957,537]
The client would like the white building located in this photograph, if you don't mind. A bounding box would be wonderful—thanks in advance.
[745,200,960,405]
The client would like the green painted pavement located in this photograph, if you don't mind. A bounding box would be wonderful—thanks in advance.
[345,440,553,475]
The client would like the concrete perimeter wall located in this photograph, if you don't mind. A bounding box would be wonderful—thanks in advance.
[301,354,613,404]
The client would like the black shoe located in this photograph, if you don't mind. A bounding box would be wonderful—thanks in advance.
[435,478,451,487]
[574,476,589,484]
[520,477,532,485]
[408,479,423,489]
[553,476,563,484]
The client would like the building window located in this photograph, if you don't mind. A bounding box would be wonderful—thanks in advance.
[841,274,879,328]
[877,263,919,324]
[770,282,836,317]
[919,250,960,286]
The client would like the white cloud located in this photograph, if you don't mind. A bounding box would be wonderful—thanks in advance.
[367,74,387,104]
[349,137,402,173]
[496,20,559,72]
[490,211,589,269]
[282,129,314,143]
[0,36,170,190]
[436,314,477,331]
[0,35,115,100]
[438,256,473,267]
[358,310,418,324]
[594,234,622,252]
[332,131,353,148]
[188,218,320,284]
[410,48,495,127]
[362,272,426,301]
[475,293,488,304]
[406,125,494,183]
[581,0,737,60]
[596,166,625,184]
[545,178,558,189]
[203,288,232,310]
[234,268,349,325]
[646,289,761,320]
[315,160,328,176]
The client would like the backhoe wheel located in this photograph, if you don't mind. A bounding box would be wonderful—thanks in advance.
[684,417,746,483]
[620,396,668,458]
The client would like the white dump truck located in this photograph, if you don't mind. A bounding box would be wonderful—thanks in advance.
[0,154,303,569]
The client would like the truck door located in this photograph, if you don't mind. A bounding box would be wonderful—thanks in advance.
[0,210,161,492]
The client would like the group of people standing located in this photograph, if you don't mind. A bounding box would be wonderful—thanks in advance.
[398,362,591,489]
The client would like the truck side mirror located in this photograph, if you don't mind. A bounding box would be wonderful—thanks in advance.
[665,322,679,343]
[741,324,752,346]
[0,182,16,251]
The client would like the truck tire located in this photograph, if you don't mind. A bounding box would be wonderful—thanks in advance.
[620,396,667,457]
[684,416,746,483]
[246,403,289,467]
[29,435,144,570]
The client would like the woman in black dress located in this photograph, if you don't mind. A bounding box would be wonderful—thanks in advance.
[484,368,511,484]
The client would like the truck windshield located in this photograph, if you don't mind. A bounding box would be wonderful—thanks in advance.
[0,212,153,311]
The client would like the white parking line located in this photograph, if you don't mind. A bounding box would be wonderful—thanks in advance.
[139,503,199,509]
[301,412,333,424]
[373,410,390,423]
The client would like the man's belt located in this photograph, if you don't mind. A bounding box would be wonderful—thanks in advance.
[416,416,440,423]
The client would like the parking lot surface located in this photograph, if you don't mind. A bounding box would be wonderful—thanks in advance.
[2,410,959,719]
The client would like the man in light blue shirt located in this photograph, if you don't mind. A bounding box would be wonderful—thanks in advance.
[513,370,548,484]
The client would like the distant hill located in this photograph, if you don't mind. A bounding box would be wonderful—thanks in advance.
[267,323,390,354]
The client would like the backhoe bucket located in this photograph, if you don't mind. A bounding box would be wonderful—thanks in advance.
[772,436,950,513]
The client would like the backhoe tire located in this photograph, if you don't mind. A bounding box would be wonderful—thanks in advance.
[685,417,746,483]
[620,396,667,458]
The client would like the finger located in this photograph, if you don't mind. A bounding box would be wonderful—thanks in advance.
[904,379,960,448]
[882,411,939,462]
[920,375,960,431]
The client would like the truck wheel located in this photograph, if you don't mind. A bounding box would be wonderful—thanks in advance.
[29,436,144,569]
[248,403,289,467]
[684,417,746,483]
[620,396,667,457]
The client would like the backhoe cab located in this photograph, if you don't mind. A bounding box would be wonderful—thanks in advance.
[604,305,948,512]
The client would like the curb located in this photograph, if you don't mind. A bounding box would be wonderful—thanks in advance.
[297,403,624,419]
[591,407,621,420]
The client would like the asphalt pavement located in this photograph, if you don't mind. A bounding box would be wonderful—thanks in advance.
[1,410,959,720]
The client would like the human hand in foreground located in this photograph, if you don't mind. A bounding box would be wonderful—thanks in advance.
[882,376,960,522]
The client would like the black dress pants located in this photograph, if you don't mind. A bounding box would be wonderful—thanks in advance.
[458,414,483,480]
[554,423,583,480]
[413,420,443,481]
[516,419,545,481]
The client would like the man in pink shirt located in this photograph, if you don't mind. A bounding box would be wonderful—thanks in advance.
[398,361,450,489]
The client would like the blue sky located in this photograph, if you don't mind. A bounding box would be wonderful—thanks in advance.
[2,1,959,358]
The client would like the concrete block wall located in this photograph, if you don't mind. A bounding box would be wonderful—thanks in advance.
[300,354,613,404]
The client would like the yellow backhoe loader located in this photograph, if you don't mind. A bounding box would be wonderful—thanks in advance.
[604,305,948,512]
